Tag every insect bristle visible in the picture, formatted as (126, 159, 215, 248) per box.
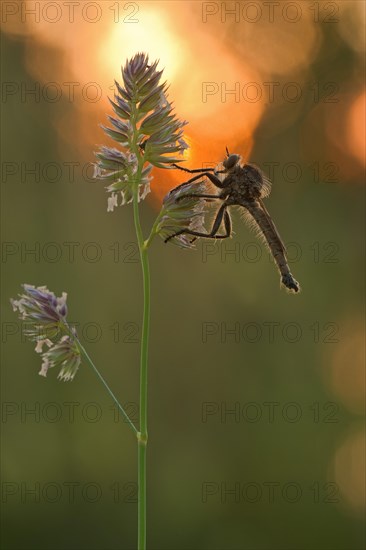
(260, 174, 272, 198)
(238, 206, 270, 249)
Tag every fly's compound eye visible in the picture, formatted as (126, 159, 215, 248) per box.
(223, 154, 240, 170)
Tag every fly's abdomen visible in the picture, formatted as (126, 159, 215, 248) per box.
(241, 199, 300, 293)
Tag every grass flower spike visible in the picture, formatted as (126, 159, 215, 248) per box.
(154, 181, 208, 249)
(94, 53, 188, 211)
(11, 284, 81, 381)
(40, 335, 81, 382)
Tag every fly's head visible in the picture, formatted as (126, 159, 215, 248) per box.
(214, 152, 242, 183)
(223, 153, 241, 171)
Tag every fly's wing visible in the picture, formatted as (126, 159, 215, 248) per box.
(260, 173, 272, 198)
(244, 164, 272, 198)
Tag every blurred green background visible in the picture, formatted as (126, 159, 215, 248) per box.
(1, 1, 365, 549)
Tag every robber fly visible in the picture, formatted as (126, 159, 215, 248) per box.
(165, 149, 300, 293)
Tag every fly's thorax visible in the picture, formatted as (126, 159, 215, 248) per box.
(214, 154, 271, 200)
(224, 165, 263, 201)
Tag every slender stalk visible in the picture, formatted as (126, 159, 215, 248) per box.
(133, 191, 150, 550)
(74, 336, 138, 435)
(144, 211, 163, 249)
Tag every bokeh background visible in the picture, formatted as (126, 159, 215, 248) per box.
(1, 1, 365, 549)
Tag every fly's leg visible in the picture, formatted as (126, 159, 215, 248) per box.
(170, 174, 213, 194)
(176, 193, 223, 202)
(189, 208, 232, 244)
(171, 163, 215, 174)
(165, 204, 232, 244)
(172, 164, 226, 189)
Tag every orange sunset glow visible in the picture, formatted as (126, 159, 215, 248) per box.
(1, 0, 364, 201)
